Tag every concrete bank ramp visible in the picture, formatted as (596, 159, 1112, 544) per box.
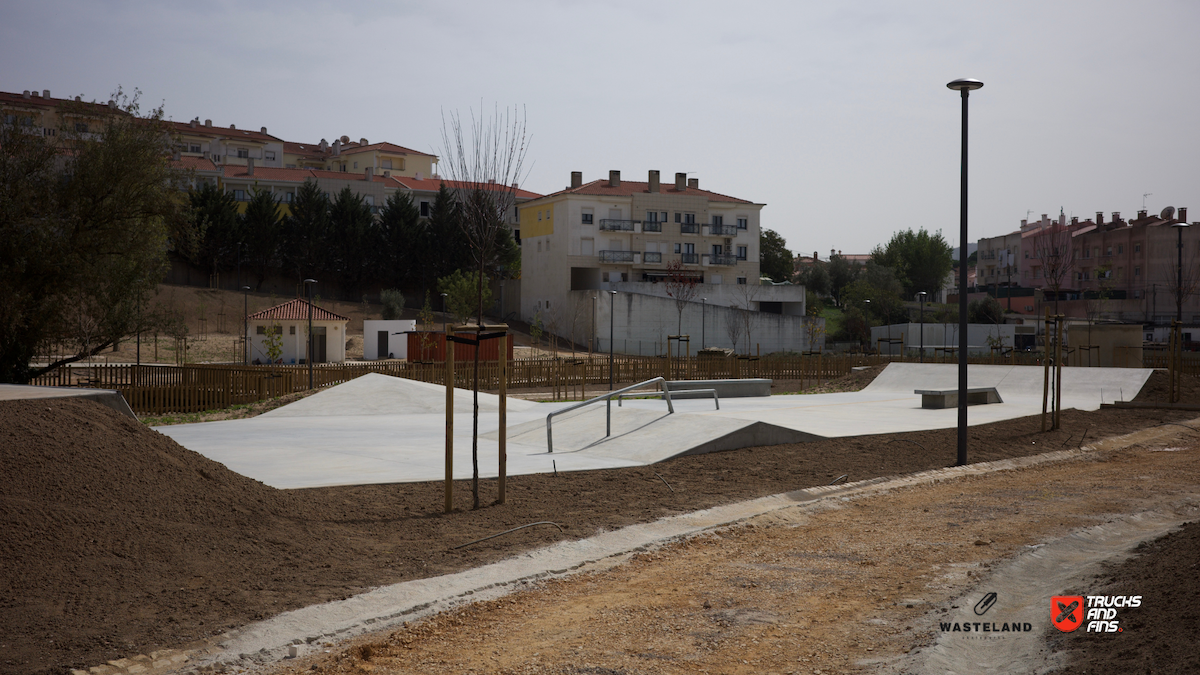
(863, 362, 1152, 411)
(261, 372, 539, 417)
(495, 404, 824, 464)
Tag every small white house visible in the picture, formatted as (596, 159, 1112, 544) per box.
(363, 320, 416, 360)
(247, 298, 349, 364)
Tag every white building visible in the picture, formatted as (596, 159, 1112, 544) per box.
(518, 170, 814, 352)
(247, 298, 349, 364)
(363, 319, 416, 360)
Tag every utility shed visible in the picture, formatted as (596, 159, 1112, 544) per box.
(363, 320, 416, 360)
(247, 298, 349, 364)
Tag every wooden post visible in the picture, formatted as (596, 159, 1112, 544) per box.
(498, 333, 507, 505)
(1042, 310, 1051, 432)
(445, 334, 455, 513)
(1054, 314, 1064, 430)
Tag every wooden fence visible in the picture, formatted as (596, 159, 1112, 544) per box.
(26, 350, 1198, 415)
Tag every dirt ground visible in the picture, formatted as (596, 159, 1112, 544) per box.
(270, 426, 1200, 675)
(2, 370, 1198, 674)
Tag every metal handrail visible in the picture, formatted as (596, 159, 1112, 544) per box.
(617, 387, 719, 410)
(546, 376, 673, 453)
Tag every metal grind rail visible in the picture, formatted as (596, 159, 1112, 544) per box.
(546, 376, 674, 454)
(617, 387, 719, 410)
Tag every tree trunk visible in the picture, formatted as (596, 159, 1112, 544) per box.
(472, 256, 484, 509)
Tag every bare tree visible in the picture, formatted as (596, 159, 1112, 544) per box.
(663, 259, 699, 336)
(725, 304, 744, 353)
(439, 104, 529, 510)
(733, 281, 761, 354)
(1029, 221, 1075, 315)
(565, 295, 589, 356)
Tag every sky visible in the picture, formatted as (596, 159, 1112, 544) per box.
(2, 0, 1197, 258)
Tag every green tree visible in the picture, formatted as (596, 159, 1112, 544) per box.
(380, 288, 405, 320)
(871, 228, 953, 298)
(796, 263, 830, 296)
(437, 269, 492, 325)
(186, 181, 241, 279)
(827, 254, 862, 307)
(281, 180, 330, 284)
(426, 182, 469, 284)
(759, 228, 793, 283)
(376, 189, 423, 289)
(0, 88, 189, 383)
(242, 188, 285, 290)
(969, 295, 1003, 324)
(328, 186, 375, 298)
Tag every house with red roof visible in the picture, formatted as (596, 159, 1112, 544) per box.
(246, 298, 349, 364)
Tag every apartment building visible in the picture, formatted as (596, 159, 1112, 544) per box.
(517, 170, 816, 354)
(1, 88, 128, 140)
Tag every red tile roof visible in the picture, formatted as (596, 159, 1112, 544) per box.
(247, 298, 348, 322)
(387, 176, 543, 200)
(283, 141, 328, 159)
(171, 156, 221, 172)
(0, 90, 126, 115)
(166, 119, 282, 143)
(338, 141, 436, 158)
(537, 179, 755, 204)
(222, 165, 313, 182)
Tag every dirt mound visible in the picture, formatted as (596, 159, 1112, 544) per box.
(0, 398, 310, 674)
(1131, 369, 1200, 403)
(1051, 519, 1200, 674)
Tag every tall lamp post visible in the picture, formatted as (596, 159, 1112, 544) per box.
(242, 285, 250, 365)
(947, 76, 984, 467)
(701, 297, 707, 349)
(608, 290, 617, 436)
(1174, 221, 1189, 324)
(917, 291, 927, 362)
(304, 279, 317, 389)
(440, 292, 449, 335)
(864, 299, 872, 352)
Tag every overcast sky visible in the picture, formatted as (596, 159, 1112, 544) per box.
(3, 0, 1197, 258)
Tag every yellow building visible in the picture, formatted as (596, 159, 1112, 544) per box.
(1, 88, 129, 141)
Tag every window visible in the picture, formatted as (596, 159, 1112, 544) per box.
(289, 326, 296, 335)
(1135, 291, 1144, 299)
(364, 195, 374, 206)
(74, 122, 88, 133)
(537, 241, 542, 252)
(712, 215, 724, 226)
(1118, 244, 1124, 254)
(353, 162, 358, 169)
(2, 114, 13, 124)
(674, 212, 681, 223)
(233, 189, 246, 201)
(382, 159, 392, 169)
(538, 210, 543, 221)
(256, 326, 266, 335)
(283, 191, 294, 203)
(737, 217, 747, 230)
(189, 144, 201, 153)
(582, 212, 593, 224)
(737, 245, 748, 260)
(1106, 246, 1112, 256)
(602, 272, 609, 282)
(683, 213, 696, 224)
(1135, 266, 1141, 277)
(43, 127, 55, 137)
(236, 148, 249, 159)
(736, 277, 747, 285)
(683, 243, 695, 254)
(660, 212, 667, 223)
(420, 201, 430, 217)
(265, 151, 276, 161)
(1135, 243, 1142, 253)
(674, 243, 681, 254)
(711, 244, 723, 255)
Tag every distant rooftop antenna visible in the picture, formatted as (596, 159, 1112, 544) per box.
(1025, 210, 1033, 220)
(1143, 193, 1152, 209)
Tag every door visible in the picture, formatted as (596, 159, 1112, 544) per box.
(311, 326, 328, 363)
(377, 330, 389, 360)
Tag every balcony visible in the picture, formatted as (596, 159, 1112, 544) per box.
(642, 221, 662, 233)
(599, 219, 636, 231)
(680, 253, 699, 264)
(680, 223, 699, 234)
(599, 250, 634, 263)
(709, 253, 738, 266)
(709, 223, 738, 236)
(642, 252, 662, 263)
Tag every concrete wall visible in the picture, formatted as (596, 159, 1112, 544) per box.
(363, 320, 416, 360)
(589, 290, 823, 355)
(872, 323, 1017, 356)
(612, 280, 805, 314)
(1066, 324, 1143, 367)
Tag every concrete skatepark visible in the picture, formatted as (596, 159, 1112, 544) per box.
(155, 363, 1155, 490)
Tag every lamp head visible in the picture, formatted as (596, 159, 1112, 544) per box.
(303, 278, 317, 284)
(241, 285, 250, 291)
(609, 290, 617, 295)
(1171, 221, 1189, 228)
(947, 78, 984, 91)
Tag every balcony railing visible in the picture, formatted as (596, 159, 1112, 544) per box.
(709, 224, 738, 236)
(680, 253, 699, 264)
(680, 223, 699, 234)
(709, 253, 737, 266)
(642, 252, 662, 263)
(642, 221, 662, 233)
(599, 250, 634, 263)
(599, 219, 636, 231)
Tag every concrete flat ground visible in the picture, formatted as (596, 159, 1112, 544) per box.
(154, 363, 1153, 489)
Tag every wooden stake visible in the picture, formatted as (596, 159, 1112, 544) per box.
(1054, 314, 1064, 430)
(498, 334, 507, 504)
(445, 334, 454, 513)
(1042, 309, 1051, 433)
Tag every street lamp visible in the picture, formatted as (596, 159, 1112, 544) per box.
(304, 279, 317, 389)
(608, 290, 617, 436)
(917, 291, 927, 363)
(440, 292, 449, 335)
(701, 298, 707, 349)
(592, 294, 597, 355)
(242, 285, 250, 365)
(864, 299, 872, 352)
(1174, 221, 1189, 324)
(947, 76, 984, 467)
